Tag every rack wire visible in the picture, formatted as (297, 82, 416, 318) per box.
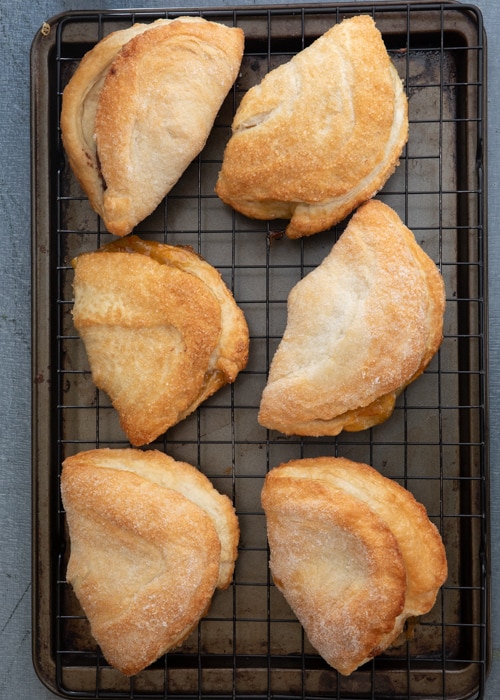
(31, 3, 488, 698)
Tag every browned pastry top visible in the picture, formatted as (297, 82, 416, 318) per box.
(72, 236, 249, 446)
(61, 17, 244, 236)
(61, 448, 234, 676)
(258, 200, 445, 436)
(215, 15, 408, 238)
(261, 456, 447, 675)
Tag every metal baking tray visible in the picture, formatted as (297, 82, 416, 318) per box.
(31, 3, 489, 698)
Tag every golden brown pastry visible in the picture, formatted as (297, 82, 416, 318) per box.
(72, 236, 249, 446)
(258, 200, 445, 436)
(261, 456, 447, 675)
(215, 15, 408, 238)
(61, 17, 244, 236)
(61, 448, 239, 676)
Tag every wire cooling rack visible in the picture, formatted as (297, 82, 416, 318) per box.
(31, 3, 488, 698)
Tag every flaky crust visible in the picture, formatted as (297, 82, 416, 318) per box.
(215, 15, 408, 238)
(258, 200, 445, 436)
(261, 457, 447, 675)
(61, 17, 244, 236)
(61, 448, 237, 676)
(72, 236, 249, 446)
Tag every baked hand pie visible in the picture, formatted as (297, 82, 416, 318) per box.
(60, 17, 244, 236)
(61, 448, 239, 675)
(261, 456, 447, 675)
(258, 200, 445, 436)
(215, 14, 408, 238)
(71, 236, 249, 446)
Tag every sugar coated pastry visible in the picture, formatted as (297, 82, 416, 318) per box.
(61, 17, 244, 236)
(215, 15, 408, 238)
(258, 200, 445, 436)
(72, 236, 249, 446)
(261, 456, 447, 675)
(60, 448, 239, 676)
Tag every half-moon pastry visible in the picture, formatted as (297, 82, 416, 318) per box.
(61, 17, 244, 236)
(261, 456, 447, 675)
(61, 448, 239, 676)
(258, 200, 445, 436)
(72, 236, 249, 446)
(215, 14, 408, 238)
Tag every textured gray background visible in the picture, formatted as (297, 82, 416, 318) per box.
(1, 0, 498, 698)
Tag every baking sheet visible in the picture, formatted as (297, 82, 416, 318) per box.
(31, 3, 489, 698)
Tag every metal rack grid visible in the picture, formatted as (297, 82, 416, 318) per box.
(31, 2, 488, 699)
